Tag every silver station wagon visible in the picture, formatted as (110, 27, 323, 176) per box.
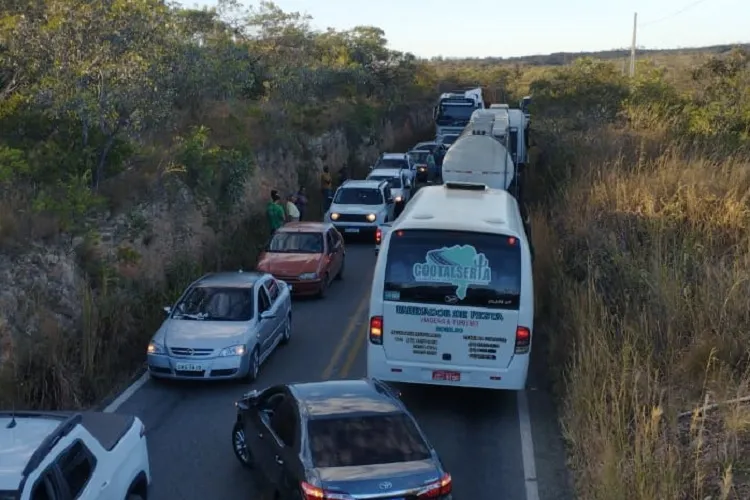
(146, 271, 292, 381)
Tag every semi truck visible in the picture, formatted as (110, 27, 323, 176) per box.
(433, 87, 484, 139)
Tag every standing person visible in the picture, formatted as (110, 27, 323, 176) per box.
(295, 186, 308, 221)
(266, 190, 285, 234)
(286, 193, 300, 222)
(320, 167, 333, 213)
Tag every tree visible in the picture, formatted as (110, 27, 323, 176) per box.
(1, 0, 174, 188)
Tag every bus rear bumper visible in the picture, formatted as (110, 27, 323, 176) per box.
(366, 348, 528, 390)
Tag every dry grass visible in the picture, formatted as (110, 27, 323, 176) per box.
(532, 124, 750, 499)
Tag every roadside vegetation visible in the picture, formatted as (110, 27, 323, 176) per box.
(436, 46, 750, 498)
(0, 0, 437, 409)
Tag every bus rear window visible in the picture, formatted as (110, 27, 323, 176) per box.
(383, 230, 521, 309)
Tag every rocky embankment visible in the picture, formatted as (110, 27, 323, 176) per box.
(0, 107, 432, 408)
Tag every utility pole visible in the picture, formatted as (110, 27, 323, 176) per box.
(629, 12, 637, 77)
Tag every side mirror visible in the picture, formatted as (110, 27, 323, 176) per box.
(261, 310, 275, 320)
(236, 389, 259, 410)
(163, 306, 171, 315)
(369, 165, 374, 170)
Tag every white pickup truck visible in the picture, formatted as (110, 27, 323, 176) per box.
(0, 411, 150, 500)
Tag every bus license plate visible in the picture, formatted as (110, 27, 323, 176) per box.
(433, 370, 460, 382)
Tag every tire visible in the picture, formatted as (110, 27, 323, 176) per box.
(280, 314, 291, 345)
(246, 347, 260, 382)
(232, 421, 254, 468)
(317, 274, 330, 299)
(335, 256, 345, 280)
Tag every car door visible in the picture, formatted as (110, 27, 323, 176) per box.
(257, 393, 302, 497)
(257, 285, 276, 354)
(245, 388, 286, 486)
(402, 172, 411, 199)
(383, 187, 395, 220)
(325, 230, 341, 276)
(263, 279, 284, 341)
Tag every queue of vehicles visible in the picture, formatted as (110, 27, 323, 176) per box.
(0, 91, 532, 500)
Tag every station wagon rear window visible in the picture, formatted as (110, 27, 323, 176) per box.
(172, 286, 254, 321)
(308, 413, 430, 468)
(383, 229, 521, 309)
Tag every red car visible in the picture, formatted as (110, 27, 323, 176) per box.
(256, 222, 345, 298)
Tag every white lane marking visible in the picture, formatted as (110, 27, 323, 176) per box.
(518, 390, 540, 500)
(103, 372, 150, 413)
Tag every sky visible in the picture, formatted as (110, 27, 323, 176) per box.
(174, 0, 749, 59)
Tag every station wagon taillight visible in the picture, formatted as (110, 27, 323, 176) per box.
(514, 326, 531, 354)
(369, 316, 383, 345)
(417, 473, 452, 498)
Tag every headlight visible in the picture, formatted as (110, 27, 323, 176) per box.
(299, 272, 318, 280)
(147, 342, 165, 355)
(394, 196, 403, 203)
(219, 344, 246, 357)
(418, 167, 426, 171)
(330, 213, 339, 221)
(366, 213, 376, 222)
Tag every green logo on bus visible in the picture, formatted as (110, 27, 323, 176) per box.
(412, 245, 491, 300)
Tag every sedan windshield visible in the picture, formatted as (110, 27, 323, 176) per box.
(268, 232, 323, 253)
(409, 151, 430, 164)
(308, 413, 430, 468)
(374, 158, 408, 170)
(334, 188, 383, 205)
(171, 286, 253, 321)
(413, 143, 437, 153)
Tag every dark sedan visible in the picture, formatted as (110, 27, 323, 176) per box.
(232, 379, 453, 499)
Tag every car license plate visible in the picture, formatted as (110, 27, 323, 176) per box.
(175, 363, 203, 371)
(433, 370, 460, 381)
(344, 228, 360, 233)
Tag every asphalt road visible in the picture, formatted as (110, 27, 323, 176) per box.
(113, 244, 573, 500)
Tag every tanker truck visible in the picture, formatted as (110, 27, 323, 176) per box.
(441, 108, 519, 198)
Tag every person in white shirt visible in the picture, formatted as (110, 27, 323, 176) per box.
(286, 193, 300, 222)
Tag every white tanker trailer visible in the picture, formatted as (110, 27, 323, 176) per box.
(441, 108, 517, 195)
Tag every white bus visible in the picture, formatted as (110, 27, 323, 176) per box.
(367, 182, 534, 390)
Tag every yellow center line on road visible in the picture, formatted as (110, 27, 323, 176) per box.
(320, 291, 370, 380)
(339, 323, 367, 379)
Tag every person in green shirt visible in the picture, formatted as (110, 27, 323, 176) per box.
(266, 190, 285, 233)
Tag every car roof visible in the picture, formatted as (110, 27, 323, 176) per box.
(414, 141, 437, 147)
(392, 184, 526, 237)
(195, 271, 265, 288)
(368, 168, 403, 178)
(340, 179, 383, 189)
(381, 152, 407, 159)
(409, 149, 431, 154)
(290, 380, 402, 419)
(277, 222, 332, 233)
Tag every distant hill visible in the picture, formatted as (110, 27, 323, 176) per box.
(429, 43, 750, 66)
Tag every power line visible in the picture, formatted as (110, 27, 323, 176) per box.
(640, 0, 711, 28)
